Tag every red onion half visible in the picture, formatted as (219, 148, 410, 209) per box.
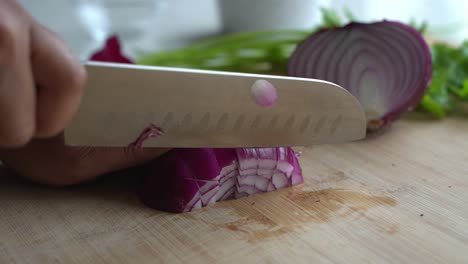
(138, 148, 302, 213)
(288, 20, 432, 131)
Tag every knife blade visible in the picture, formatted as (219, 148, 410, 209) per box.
(64, 61, 366, 148)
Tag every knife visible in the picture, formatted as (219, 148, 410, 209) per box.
(64, 61, 366, 148)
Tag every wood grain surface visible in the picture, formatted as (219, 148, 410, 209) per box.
(1, 115, 468, 264)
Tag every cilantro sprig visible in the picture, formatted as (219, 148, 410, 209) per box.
(417, 41, 468, 117)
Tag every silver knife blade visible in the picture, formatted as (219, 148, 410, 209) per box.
(64, 61, 366, 148)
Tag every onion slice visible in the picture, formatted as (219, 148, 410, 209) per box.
(287, 20, 432, 131)
(251, 79, 278, 107)
(128, 124, 164, 148)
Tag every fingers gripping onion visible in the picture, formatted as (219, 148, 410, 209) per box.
(288, 21, 432, 131)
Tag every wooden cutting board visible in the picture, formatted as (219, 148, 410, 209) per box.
(1, 114, 468, 264)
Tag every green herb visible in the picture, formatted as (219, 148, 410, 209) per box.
(416, 41, 468, 117)
(409, 18, 429, 35)
(136, 8, 348, 74)
(137, 29, 310, 74)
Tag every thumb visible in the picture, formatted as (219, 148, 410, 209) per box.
(0, 133, 169, 186)
(74, 146, 170, 182)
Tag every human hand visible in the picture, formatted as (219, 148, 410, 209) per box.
(0, 0, 86, 146)
(0, 0, 167, 185)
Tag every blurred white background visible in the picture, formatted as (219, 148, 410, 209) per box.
(17, 0, 468, 60)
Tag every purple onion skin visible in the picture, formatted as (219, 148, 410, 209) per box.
(288, 20, 432, 131)
(89, 35, 134, 64)
(138, 150, 201, 213)
(89, 36, 304, 213)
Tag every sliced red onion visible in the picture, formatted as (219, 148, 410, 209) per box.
(137, 147, 302, 213)
(288, 20, 432, 131)
(89, 36, 304, 213)
(250, 79, 278, 107)
(128, 124, 164, 148)
(136, 151, 203, 213)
